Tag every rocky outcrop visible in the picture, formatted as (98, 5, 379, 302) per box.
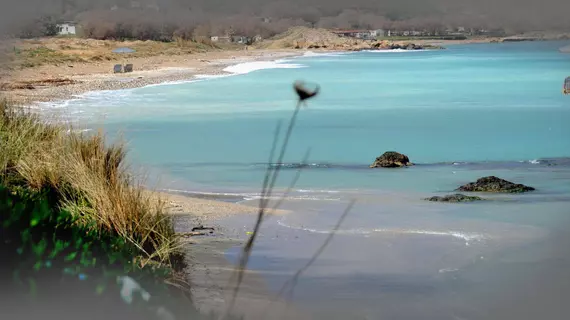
(426, 194, 484, 202)
(370, 41, 443, 51)
(370, 152, 413, 168)
(457, 176, 535, 193)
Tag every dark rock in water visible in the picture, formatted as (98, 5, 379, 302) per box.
(426, 194, 484, 202)
(370, 151, 413, 168)
(457, 176, 535, 193)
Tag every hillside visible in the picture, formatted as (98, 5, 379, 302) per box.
(257, 26, 369, 50)
(257, 26, 444, 51)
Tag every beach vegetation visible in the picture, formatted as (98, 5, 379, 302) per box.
(1, 99, 183, 281)
(8, 37, 222, 70)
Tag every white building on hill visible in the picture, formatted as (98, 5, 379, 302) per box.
(57, 21, 77, 35)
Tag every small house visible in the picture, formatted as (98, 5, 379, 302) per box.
(210, 36, 231, 43)
(374, 29, 386, 37)
(331, 30, 377, 40)
(56, 21, 77, 35)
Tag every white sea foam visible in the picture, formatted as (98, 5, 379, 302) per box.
(139, 78, 199, 88)
(194, 74, 233, 79)
(296, 189, 340, 194)
(223, 60, 306, 75)
(301, 51, 351, 58)
(33, 98, 78, 110)
(242, 195, 341, 202)
(370, 229, 486, 243)
(277, 220, 486, 245)
(161, 188, 259, 199)
(160, 189, 339, 203)
(362, 49, 427, 53)
(529, 159, 541, 164)
(438, 268, 459, 274)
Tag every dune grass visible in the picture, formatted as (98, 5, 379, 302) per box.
(0, 100, 181, 269)
(8, 37, 223, 69)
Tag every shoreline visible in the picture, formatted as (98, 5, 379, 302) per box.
(4, 35, 567, 107)
(2, 38, 502, 107)
(157, 190, 310, 319)
(3, 49, 304, 106)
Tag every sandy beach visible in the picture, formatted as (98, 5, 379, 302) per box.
(154, 190, 307, 319)
(0, 33, 506, 107)
(2, 48, 301, 106)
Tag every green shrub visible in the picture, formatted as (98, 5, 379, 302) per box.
(0, 184, 197, 319)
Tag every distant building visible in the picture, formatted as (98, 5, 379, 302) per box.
(386, 30, 405, 37)
(386, 29, 433, 37)
(374, 29, 386, 37)
(331, 29, 378, 40)
(57, 21, 77, 35)
(210, 36, 231, 43)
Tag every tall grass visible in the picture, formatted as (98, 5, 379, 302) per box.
(0, 100, 180, 268)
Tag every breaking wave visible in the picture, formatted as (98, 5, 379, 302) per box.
(223, 60, 306, 75)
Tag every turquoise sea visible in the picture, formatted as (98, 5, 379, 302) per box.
(49, 41, 570, 192)
(48, 41, 570, 319)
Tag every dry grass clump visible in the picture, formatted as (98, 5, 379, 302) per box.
(0, 100, 180, 268)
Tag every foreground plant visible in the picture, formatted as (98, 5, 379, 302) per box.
(1, 99, 181, 270)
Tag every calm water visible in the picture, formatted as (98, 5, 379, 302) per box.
(50, 40, 570, 193)
(48, 41, 570, 319)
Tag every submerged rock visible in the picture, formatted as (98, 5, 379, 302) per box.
(370, 151, 413, 168)
(426, 194, 484, 202)
(457, 176, 535, 193)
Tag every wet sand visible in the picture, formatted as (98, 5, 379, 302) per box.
(156, 191, 309, 319)
(214, 184, 570, 320)
(154, 159, 570, 320)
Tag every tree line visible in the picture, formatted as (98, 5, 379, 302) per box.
(3, 0, 570, 41)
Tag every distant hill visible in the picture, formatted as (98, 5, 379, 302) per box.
(256, 26, 364, 50)
(256, 26, 443, 51)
